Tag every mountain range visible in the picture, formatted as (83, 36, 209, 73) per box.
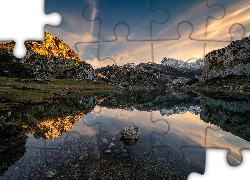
(161, 57, 204, 71)
(0, 33, 250, 88)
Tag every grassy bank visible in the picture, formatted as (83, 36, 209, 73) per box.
(0, 77, 116, 111)
(182, 75, 250, 100)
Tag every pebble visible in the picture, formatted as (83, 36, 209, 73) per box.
(47, 171, 56, 178)
(79, 154, 88, 161)
(108, 143, 116, 149)
(105, 149, 111, 153)
(121, 148, 127, 153)
(102, 139, 108, 144)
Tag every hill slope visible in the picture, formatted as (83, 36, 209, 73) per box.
(0, 32, 97, 80)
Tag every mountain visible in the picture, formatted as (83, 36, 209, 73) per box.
(96, 62, 199, 88)
(0, 32, 97, 80)
(161, 57, 204, 71)
(200, 36, 250, 82)
(0, 32, 82, 65)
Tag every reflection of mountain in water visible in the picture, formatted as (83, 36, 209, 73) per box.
(3, 89, 202, 140)
(2, 88, 250, 176)
(98, 89, 201, 114)
(0, 124, 27, 175)
(200, 96, 250, 142)
(28, 111, 84, 139)
(4, 89, 250, 143)
(160, 105, 201, 116)
(5, 95, 104, 138)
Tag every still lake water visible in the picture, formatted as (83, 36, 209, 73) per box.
(1, 89, 250, 179)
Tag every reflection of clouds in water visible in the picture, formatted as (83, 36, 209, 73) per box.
(86, 106, 250, 166)
(206, 128, 250, 166)
(88, 107, 208, 145)
(87, 107, 169, 136)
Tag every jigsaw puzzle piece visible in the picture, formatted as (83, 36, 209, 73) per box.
(146, 146, 206, 179)
(76, 43, 117, 69)
(0, 134, 28, 176)
(81, 106, 169, 158)
(153, 21, 205, 66)
(203, 23, 247, 59)
(150, 108, 218, 165)
(203, 0, 250, 42)
(151, 0, 225, 41)
(0, 0, 61, 58)
(205, 127, 250, 166)
(82, 0, 168, 41)
(2, 148, 47, 180)
(76, 23, 150, 68)
(188, 149, 250, 180)
(200, 93, 250, 167)
(45, 0, 101, 53)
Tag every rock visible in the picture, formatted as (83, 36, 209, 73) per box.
(102, 138, 108, 144)
(79, 154, 88, 161)
(120, 136, 138, 148)
(121, 147, 127, 153)
(108, 143, 116, 149)
(47, 171, 56, 178)
(119, 126, 140, 148)
(104, 149, 111, 153)
(120, 126, 140, 140)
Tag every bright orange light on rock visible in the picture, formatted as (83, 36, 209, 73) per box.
(0, 32, 83, 65)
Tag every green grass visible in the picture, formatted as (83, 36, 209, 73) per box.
(183, 75, 250, 100)
(0, 77, 116, 111)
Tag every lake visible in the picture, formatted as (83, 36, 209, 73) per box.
(1, 88, 250, 179)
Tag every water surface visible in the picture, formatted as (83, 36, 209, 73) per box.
(1, 89, 250, 179)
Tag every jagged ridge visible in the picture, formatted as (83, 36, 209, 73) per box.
(201, 36, 250, 82)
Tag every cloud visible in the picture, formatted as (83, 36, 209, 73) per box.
(88, 0, 97, 35)
(46, 0, 250, 68)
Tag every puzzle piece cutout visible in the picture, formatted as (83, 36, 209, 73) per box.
(203, 0, 249, 42)
(151, 0, 225, 41)
(82, 0, 168, 41)
(76, 23, 152, 67)
(188, 149, 250, 179)
(0, 0, 61, 58)
(152, 21, 205, 64)
(0, 104, 103, 179)
(44, 0, 102, 53)
(205, 127, 250, 166)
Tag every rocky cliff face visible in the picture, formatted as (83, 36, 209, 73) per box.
(201, 36, 250, 82)
(0, 32, 97, 80)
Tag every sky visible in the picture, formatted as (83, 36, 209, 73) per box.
(45, 0, 250, 68)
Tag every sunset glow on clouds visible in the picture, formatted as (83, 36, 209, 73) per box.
(45, 0, 250, 69)
(85, 106, 250, 165)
